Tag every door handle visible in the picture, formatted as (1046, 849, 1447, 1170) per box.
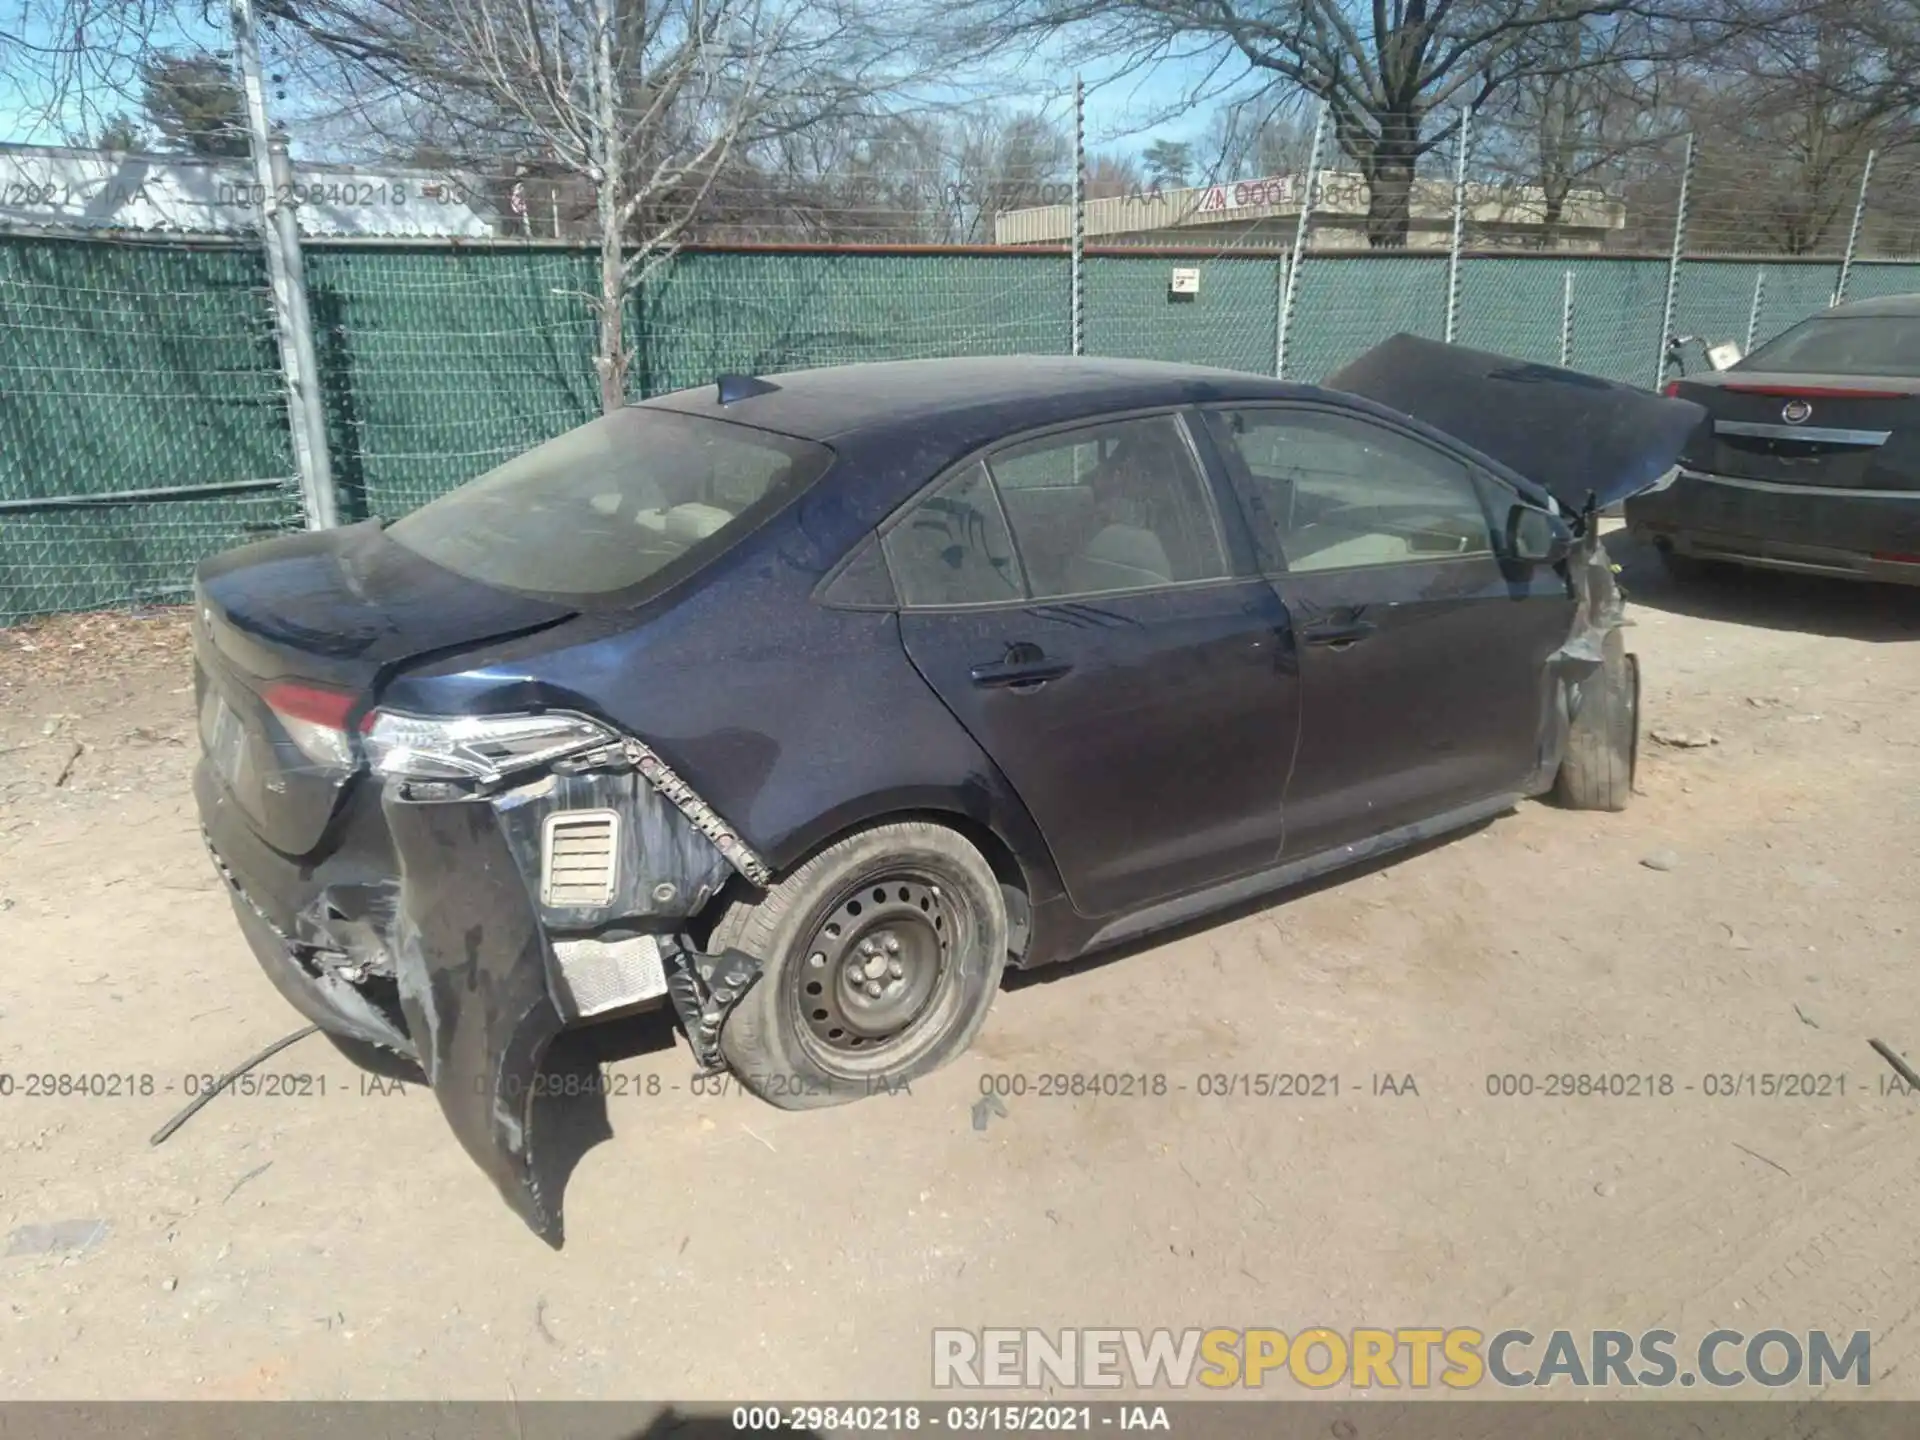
(1301, 619, 1376, 650)
(970, 644, 1072, 690)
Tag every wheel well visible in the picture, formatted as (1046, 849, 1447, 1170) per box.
(689, 807, 1033, 950)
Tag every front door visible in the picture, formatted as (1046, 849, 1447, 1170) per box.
(886, 414, 1302, 918)
(1199, 404, 1576, 860)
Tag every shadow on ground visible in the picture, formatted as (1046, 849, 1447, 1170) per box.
(1610, 529, 1920, 643)
(1006, 813, 1503, 992)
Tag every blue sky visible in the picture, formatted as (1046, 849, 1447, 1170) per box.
(0, 3, 226, 145)
(0, 5, 1248, 162)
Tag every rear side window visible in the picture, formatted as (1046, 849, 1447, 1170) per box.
(386, 408, 832, 600)
(988, 415, 1229, 599)
(1740, 315, 1920, 377)
(881, 462, 1025, 606)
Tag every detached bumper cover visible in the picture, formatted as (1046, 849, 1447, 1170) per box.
(384, 791, 570, 1242)
(199, 739, 768, 1245)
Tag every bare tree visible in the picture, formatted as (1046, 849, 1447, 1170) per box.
(942, 107, 1071, 238)
(945, 0, 1729, 247)
(1, 0, 206, 143)
(706, 109, 945, 240)
(1679, 0, 1914, 254)
(263, 0, 923, 410)
(1197, 96, 1316, 183)
(676, 103, 1075, 243)
(1475, 16, 1672, 247)
(1084, 149, 1144, 198)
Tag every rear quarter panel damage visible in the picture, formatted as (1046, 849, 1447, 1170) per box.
(374, 745, 762, 1241)
(492, 766, 736, 929)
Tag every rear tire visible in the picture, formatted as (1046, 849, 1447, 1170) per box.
(710, 821, 1008, 1109)
(1553, 628, 1638, 812)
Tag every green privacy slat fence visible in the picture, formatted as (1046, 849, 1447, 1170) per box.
(9, 233, 1920, 624)
(1083, 254, 1279, 373)
(0, 234, 302, 620)
(302, 245, 603, 522)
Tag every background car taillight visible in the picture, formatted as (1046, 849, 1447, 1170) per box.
(263, 682, 361, 772)
(359, 710, 616, 784)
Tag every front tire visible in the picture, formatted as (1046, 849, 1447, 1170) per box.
(1553, 627, 1638, 812)
(710, 821, 1008, 1109)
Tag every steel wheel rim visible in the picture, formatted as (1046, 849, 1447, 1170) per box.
(791, 875, 955, 1059)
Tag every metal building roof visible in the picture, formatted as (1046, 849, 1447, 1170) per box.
(0, 144, 497, 238)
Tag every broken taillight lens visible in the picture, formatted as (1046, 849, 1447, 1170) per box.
(360, 710, 616, 784)
(263, 681, 360, 772)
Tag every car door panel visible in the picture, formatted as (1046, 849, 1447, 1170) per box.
(885, 411, 1301, 919)
(898, 582, 1299, 917)
(1277, 556, 1565, 858)
(1202, 404, 1576, 861)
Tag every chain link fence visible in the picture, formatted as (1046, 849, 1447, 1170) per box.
(8, 219, 1920, 624)
(0, 235, 302, 621)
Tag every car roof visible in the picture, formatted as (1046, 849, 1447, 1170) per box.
(638, 354, 1309, 442)
(1826, 293, 1920, 318)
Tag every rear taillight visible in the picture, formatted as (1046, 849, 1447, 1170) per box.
(360, 710, 616, 784)
(263, 681, 360, 772)
(1663, 381, 1681, 397)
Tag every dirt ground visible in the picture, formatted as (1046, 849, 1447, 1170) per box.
(4, 530, 1920, 1404)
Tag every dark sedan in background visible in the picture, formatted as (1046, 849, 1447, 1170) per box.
(1629, 293, 1920, 585)
(191, 339, 1704, 1240)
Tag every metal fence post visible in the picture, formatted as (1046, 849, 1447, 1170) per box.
(1653, 133, 1694, 392)
(1745, 267, 1766, 354)
(1071, 75, 1085, 358)
(1835, 149, 1875, 307)
(231, 0, 337, 530)
(1444, 108, 1470, 344)
(1560, 270, 1574, 367)
(1275, 100, 1327, 380)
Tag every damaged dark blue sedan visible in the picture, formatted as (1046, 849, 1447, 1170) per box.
(191, 338, 1705, 1240)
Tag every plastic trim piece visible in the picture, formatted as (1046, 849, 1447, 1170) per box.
(620, 738, 774, 887)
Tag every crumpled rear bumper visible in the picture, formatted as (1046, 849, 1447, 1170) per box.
(198, 738, 766, 1246)
(383, 790, 571, 1241)
(204, 777, 569, 1240)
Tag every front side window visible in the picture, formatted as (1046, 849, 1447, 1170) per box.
(987, 415, 1230, 599)
(1205, 407, 1492, 573)
(386, 407, 832, 600)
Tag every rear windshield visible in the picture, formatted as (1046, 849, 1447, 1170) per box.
(1738, 315, 1920, 377)
(386, 407, 832, 600)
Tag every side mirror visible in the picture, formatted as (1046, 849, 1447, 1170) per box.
(1506, 504, 1573, 567)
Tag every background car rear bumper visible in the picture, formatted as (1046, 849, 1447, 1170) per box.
(1626, 469, 1920, 583)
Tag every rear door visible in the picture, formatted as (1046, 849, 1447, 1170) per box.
(1200, 403, 1574, 860)
(890, 412, 1302, 919)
